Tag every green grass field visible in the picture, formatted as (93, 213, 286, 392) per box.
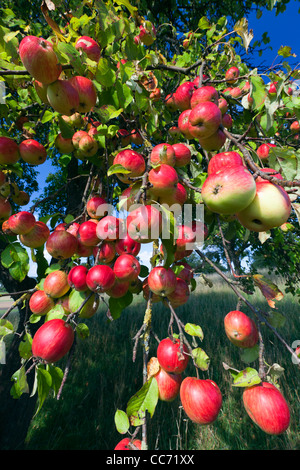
(6, 274, 298, 451)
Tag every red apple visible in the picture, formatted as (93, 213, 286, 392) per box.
(242, 382, 290, 435)
(229, 86, 242, 98)
(47, 79, 80, 116)
(7, 211, 36, 235)
(43, 269, 70, 299)
(155, 367, 182, 402)
(68, 75, 97, 114)
(113, 253, 140, 282)
(138, 22, 156, 46)
(76, 134, 98, 159)
(93, 241, 116, 264)
(180, 377, 222, 424)
(157, 337, 189, 374)
(77, 220, 99, 246)
(198, 128, 226, 151)
(176, 224, 196, 251)
(19, 139, 47, 165)
(147, 266, 177, 296)
(106, 278, 130, 298)
(172, 143, 191, 167)
(55, 133, 74, 154)
(86, 264, 115, 293)
(225, 66, 240, 84)
(19, 35, 62, 85)
(29, 290, 55, 316)
(178, 109, 195, 140)
(174, 81, 195, 111)
(167, 277, 190, 308)
(0, 137, 20, 165)
(96, 215, 120, 241)
(148, 164, 178, 195)
(175, 261, 194, 284)
(256, 143, 276, 160)
(114, 438, 142, 450)
(75, 35, 101, 62)
(67, 265, 88, 291)
(72, 130, 89, 149)
(224, 310, 258, 348)
(201, 166, 256, 215)
(19, 221, 50, 248)
(150, 143, 176, 166)
(207, 151, 244, 175)
(165, 93, 178, 112)
(268, 81, 278, 95)
(218, 97, 229, 115)
(86, 196, 107, 219)
(0, 197, 12, 223)
(46, 230, 78, 260)
(116, 128, 131, 147)
(290, 121, 300, 133)
(126, 204, 162, 243)
(159, 182, 187, 207)
(32, 319, 74, 363)
(236, 181, 291, 232)
(222, 113, 233, 129)
(115, 233, 141, 256)
(113, 149, 146, 184)
(130, 129, 143, 146)
(190, 85, 219, 108)
(188, 101, 222, 139)
(34, 80, 49, 104)
(255, 167, 283, 183)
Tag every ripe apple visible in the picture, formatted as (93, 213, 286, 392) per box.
(55, 133, 74, 154)
(12, 190, 30, 206)
(167, 277, 190, 308)
(222, 113, 233, 129)
(106, 278, 130, 298)
(96, 215, 120, 241)
(155, 367, 182, 402)
(175, 261, 194, 284)
(68, 76, 97, 114)
(113, 253, 140, 282)
(34, 80, 49, 104)
(19, 139, 47, 165)
(77, 134, 98, 159)
(207, 151, 244, 175)
(72, 130, 89, 149)
(86, 264, 115, 293)
(256, 143, 276, 160)
(126, 204, 162, 243)
(77, 220, 99, 246)
(242, 382, 290, 435)
(190, 85, 219, 108)
(159, 182, 187, 207)
(290, 121, 300, 133)
(29, 290, 55, 316)
(130, 129, 143, 146)
(172, 143, 191, 167)
(224, 310, 258, 348)
(138, 22, 156, 46)
(165, 93, 178, 112)
(255, 167, 283, 183)
(236, 181, 291, 232)
(174, 81, 195, 111)
(67, 265, 88, 291)
(47, 79, 80, 116)
(86, 196, 107, 219)
(113, 149, 146, 184)
(114, 438, 142, 450)
(19, 35, 62, 85)
(218, 97, 229, 115)
(46, 230, 78, 259)
(150, 143, 176, 166)
(115, 233, 141, 256)
(7, 211, 36, 235)
(75, 35, 101, 62)
(178, 109, 195, 140)
(19, 221, 50, 248)
(225, 66, 240, 84)
(32, 319, 74, 363)
(180, 377, 222, 424)
(0, 197, 12, 223)
(157, 337, 189, 374)
(229, 86, 242, 98)
(116, 128, 131, 147)
(198, 128, 226, 151)
(147, 266, 177, 296)
(43, 270, 70, 299)
(148, 164, 179, 195)
(0, 137, 20, 165)
(201, 166, 256, 215)
(268, 81, 278, 95)
(188, 101, 222, 139)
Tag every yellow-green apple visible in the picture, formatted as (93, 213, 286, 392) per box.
(188, 101, 222, 139)
(67, 265, 88, 291)
(19, 139, 47, 165)
(224, 310, 258, 348)
(147, 266, 177, 296)
(75, 35, 101, 62)
(19, 221, 50, 248)
(172, 143, 191, 167)
(7, 211, 36, 235)
(198, 128, 226, 151)
(157, 337, 189, 374)
(190, 85, 218, 108)
(55, 133, 74, 154)
(167, 277, 190, 308)
(86, 264, 115, 292)
(47, 79, 80, 116)
(207, 151, 245, 175)
(43, 270, 70, 298)
(34, 80, 49, 104)
(257, 143, 276, 160)
(0, 137, 20, 165)
(46, 230, 78, 259)
(225, 66, 240, 84)
(96, 215, 120, 241)
(19, 35, 62, 85)
(68, 75, 97, 113)
(113, 253, 140, 282)
(77, 134, 98, 158)
(242, 382, 290, 435)
(174, 81, 195, 111)
(29, 289, 55, 316)
(150, 143, 176, 166)
(32, 318, 74, 363)
(126, 204, 162, 243)
(12, 190, 30, 206)
(148, 163, 178, 195)
(180, 377, 222, 424)
(113, 149, 146, 184)
(236, 181, 291, 232)
(155, 367, 182, 402)
(93, 241, 116, 264)
(201, 166, 256, 215)
(77, 219, 99, 246)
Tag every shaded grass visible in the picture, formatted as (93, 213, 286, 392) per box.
(24, 274, 300, 450)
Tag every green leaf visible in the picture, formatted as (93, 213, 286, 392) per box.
(191, 347, 210, 371)
(96, 57, 116, 87)
(250, 74, 266, 110)
(232, 367, 261, 387)
(126, 377, 159, 426)
(240, 345, 259, 363)
(10, 366, 29, 398)
(114, 409, 130, 434)
(76, 322, 90, 339)
(0, 319, 14, 338)
(109, 291, 133, 320)
(107, 163, 131, 177)
(18, 332, 33, 359)
(35, 365, 53, 414)
(185, 323, 204, 340)
(46, 364, 64, 396)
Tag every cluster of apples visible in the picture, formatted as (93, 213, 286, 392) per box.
(224, 309, 290, 435)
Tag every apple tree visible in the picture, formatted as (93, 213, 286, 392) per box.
(0, 0, 299, 450)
